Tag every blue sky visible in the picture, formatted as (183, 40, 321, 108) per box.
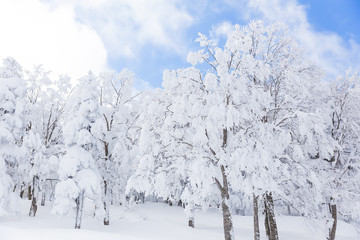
(0, 0, 359, 88)
(300, 0, 360, 43)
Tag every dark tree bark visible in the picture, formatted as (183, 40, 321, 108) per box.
(20, 189, 24, 198)
(29, 175, 39, 217)
(41, 192, 46, 206)
(99, 139, 110, 226)
(75, 190, 85, 229)
(264, 204, 271, 239)
(264, 192, 279, 240)
(328, 200, 337, 240)
(188, 217, 194, 228)
(102, 140, 110, 226)
(253, 194, 260, 240)
(103, 179, 110, 225)
(215, 165, 234, 240)
(27, 185, 32, 200)
(213, 122, 235, 240)
(221, 196, 234, 240)
(20, 183, 25, 198)
(139, 192, 145, 204)
(188, 205, 195, 228)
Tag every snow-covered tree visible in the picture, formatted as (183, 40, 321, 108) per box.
(0, 156, 15, 216)
(128, 78, 215, 230)
(21, 66, 69, 216)
(318, 69, 360, 240)
(127, 86, 188, 210)
(127, 88, 172, 201)
(222, 21, 333, 240)
(37, 74, 70, 206)
(162, 68, 221, 226)
(52, 72, 103, 229)
(92, 69, 139, 225)
(0, 57, 26, 215)
(164, 20, 332, 240)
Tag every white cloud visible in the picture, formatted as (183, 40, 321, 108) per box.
(0, 0, 194, 88)
(0, 0, 108, 79)
(225, 0, 360, 78)
(210, 21, 234, 39)
(45, 0, 194, 59)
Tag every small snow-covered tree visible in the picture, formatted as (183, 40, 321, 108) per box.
(127, 88, 171, 200)
(37, 74, 70, 206)
(127, 86, 195, 212)
(0, 57, 26, 215)
(22, 130, 46, 216)
(92, 69, 139, 225)
(162, 68, 221, 226)
(52, 72, 103, 229)
(0, 156, 15, 216)
(318, 69, 360, 240)
(21, 66, 69, 216)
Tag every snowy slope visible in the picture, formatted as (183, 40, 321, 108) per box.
(0, 200, 358, 240)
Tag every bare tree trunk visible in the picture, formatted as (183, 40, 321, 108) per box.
(264, 204, 271, 239)
(222, 196, 234, 240)
(103, 179, 110, 225)
(20, 183, 25, 198)
(253, 194, 260, 240)
(29, 175, 39, 217)
(264, 192, 279, 240)
(188, 218, 194, 228)
(188, 205, 195, 228)
(41, 192, 46, 206)
(20, 189, 24, 198)
(216, 165, 235, 240)
(102, 141, 110, 226)
(139, 192, 145, 204)
(75, 189, 85, 229)
(166, 199, 173, 206)
(287, 204, 291, 215)
(27, 185, 32, 200)
(328, 199, 337, 240)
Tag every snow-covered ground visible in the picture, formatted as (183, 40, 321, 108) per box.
(0, 200, 358, 240)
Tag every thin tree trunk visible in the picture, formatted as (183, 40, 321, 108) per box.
(216, 165, 235, 240)
(20, 189, 24, 198)
(139, 192, 145, 204)
(328, 200, 337, 240)
(28, 185, 32, 200)
(103, 141, 110, 226)
(20, 183, 25, 198)
(253, 194, 260, 240)
(75, 189, 85, 229)
(222, 197, 234, 240)
(188, 205, 195, 228)
(188, 217, 194, 228)
(287, 204, 291, 215)
(264, 192, 279, 240)
(264, 203, 271, 239)
(41, 192, 46, 206)
(214, 121, 234, 240)
(29, 175, 39, 217)
(103, 179, 110, 225)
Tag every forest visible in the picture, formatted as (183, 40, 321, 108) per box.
(0, 21, 360, 240)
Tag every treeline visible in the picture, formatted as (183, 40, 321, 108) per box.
(0, 20, 359, 240)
